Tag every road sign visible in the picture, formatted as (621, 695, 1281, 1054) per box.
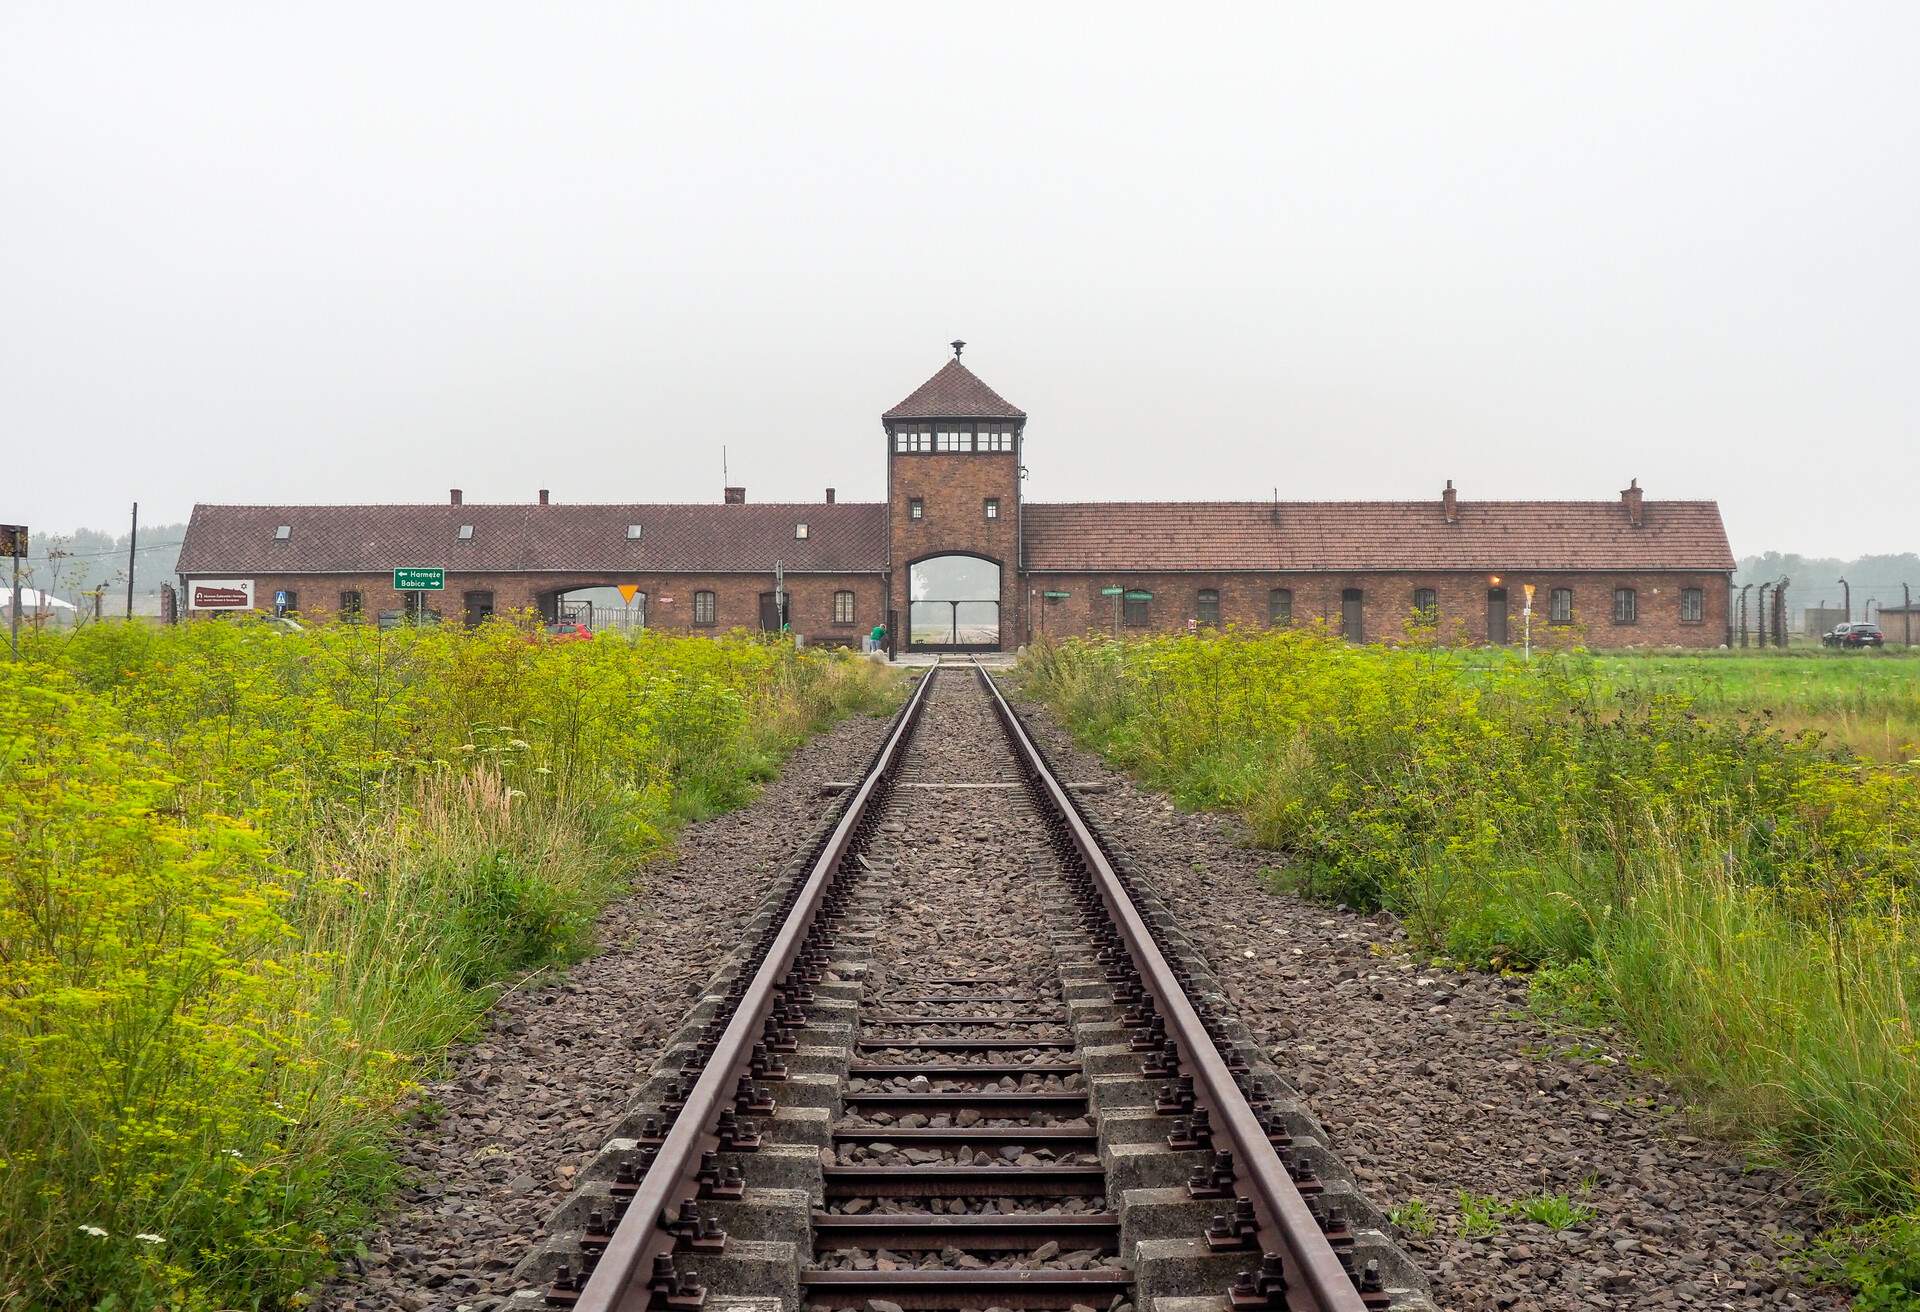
(1043, 590, 1071, 600)
(0, 525, 25, 558)
(393, 567, 445, 591)
(1100, 586, 1124, 597)
(1123, 589, 1154, 601)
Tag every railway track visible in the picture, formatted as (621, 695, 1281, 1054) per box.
(511, 662, 1431, 1312)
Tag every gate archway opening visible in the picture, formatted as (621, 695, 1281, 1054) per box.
(909, 554, 1001, 651)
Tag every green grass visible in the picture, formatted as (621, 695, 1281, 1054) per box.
(0, 619, 903, 1312)
(1017, 630, 1920, 1306)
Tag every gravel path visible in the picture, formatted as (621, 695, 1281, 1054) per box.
(320, 708, 899, 1312)
(1012, 683, 1846, 1312)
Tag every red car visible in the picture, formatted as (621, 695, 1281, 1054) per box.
(537, 621, 593, 643)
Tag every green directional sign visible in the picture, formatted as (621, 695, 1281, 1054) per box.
(1124, 590, 1154, 601)
(1043, 590, 1071, 600)
(1099, 586, 1124, 597)
(393, 567, 446, 591)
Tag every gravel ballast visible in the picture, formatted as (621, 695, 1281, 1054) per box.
(320, 708, 899, 1312)
(1012, 684, 1846, 1312)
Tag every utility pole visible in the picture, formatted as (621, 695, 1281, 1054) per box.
(1838, 576, 1850, 622)
(126, 501, 138, 620)
(2, 524, 24, 659)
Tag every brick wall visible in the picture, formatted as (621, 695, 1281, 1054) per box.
(1021, 570, 1731, 648)
(888, 444, 1023, 648)
(186, 572, 888, 644)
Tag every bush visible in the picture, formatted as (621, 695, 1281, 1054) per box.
(0, 619, 899, 1310)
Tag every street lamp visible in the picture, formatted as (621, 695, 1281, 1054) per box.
(1838, 576, 1851, 622)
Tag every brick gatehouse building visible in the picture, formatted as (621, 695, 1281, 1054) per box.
(177, 347, 1736, 650)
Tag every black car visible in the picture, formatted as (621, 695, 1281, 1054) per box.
(1822, 622, 1885, 648)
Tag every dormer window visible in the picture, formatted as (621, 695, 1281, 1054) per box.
(457, 524, 474, 539)
(626, 524, 643, 540)
(795, 523, 809, 539)
(274, 525, 291, 541)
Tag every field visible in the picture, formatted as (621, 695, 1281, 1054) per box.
(0, 620, 899, 1312)
(1019, 633, 1920, 1305)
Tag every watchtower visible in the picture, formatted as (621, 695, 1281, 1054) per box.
(883, 342, 1025, 651)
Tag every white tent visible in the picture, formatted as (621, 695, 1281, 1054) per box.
(1, 586, 79, 614)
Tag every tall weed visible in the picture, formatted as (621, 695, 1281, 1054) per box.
(1021, 631, 1920, 1300)
(0, 621, 898, 1310)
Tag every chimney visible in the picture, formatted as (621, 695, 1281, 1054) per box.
(1442, 480, 1458, 524)
(825, 487, 836, 504)
(724, 486, 746, 505)
(450, 488, 463, 505)
(538, 489, 550, 506)
(1621, 478, 1644, 527)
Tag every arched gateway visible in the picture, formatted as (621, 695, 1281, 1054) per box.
(909, 553, 1001, 650)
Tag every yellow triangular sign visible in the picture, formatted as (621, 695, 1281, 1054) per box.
(617, 584, 639, 604)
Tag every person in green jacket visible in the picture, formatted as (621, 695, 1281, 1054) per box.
(867, 621, 887, 655)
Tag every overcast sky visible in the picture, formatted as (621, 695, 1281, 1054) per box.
(4, 4, 1916, 558)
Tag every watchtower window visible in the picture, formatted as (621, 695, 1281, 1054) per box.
(894, 424, 933, 453)
(979, 426, 1015, 452)
(936, 429, 973, 452)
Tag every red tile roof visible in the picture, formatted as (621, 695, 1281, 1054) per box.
(1021, 500, 1734, 573)
(177, 502, 889, 575)
(883, 359, 1026, 420)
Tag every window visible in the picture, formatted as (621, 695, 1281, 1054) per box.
(457, 524, 474, 539)
(1550, 587, 1573, 625)
(893, 423, 933, 452)
(1341, 588, 1365, 643)
(1613, 588, 1638, 624)
(979, 426, 1015, 452)
(339, 589, 364, 619)
(984, 497, 1000, 520)
(1413, 588, 1438, 623)
(463, 590, 494, 627)
(274, 525, 291, 541)
(693, 590, 717, 626)
(1269, 588, 1293, 626)
(1681, 587, 1704, 623)
(626, 524, 643, 540)
(909, 498, 924, 521)
(935, 428, 973, 452)
(1123, 593, 1150, 627)
(795, 523, 809, 539)
(1196, 588, 1220, 625)
(834, 590, 856, 625)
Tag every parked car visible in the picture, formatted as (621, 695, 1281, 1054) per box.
(536, 620, 593, 643)
(1823, 622, 1885, 648)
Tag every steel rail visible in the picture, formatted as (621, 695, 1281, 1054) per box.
(976, 664, 1368, 1312)
(572, 664, 939, 1312)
